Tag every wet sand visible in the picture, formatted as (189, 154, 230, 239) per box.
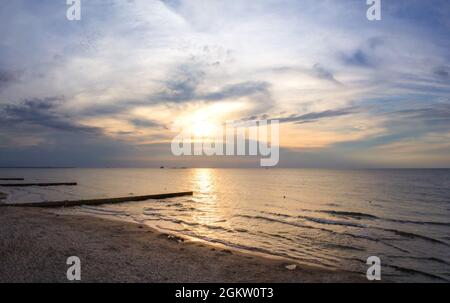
(0, 207, 365, 283)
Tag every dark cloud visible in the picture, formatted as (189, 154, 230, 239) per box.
(341, 49, 374, 67)
(80, 103, 128, 116)
(0, 132, 136, 168)
(0, 69, 21, 90)
(129, 118, 162, 128)
(312, 64, 342, 85)
(203, 81, 271, 101)
(154, 66, 205, 103)
(294, 120, 317, 125)
(79, 79, 273, 120)
(275, 107, 357, 124)
(238, 107, 357, 125)
(77, 61, 274, 121)
(154, 66, 271, 105)
(433, 66, 449, 79)
(367, 37, 384, 49)
(2, 97, 100, 133)
(340, 38, 382, 68)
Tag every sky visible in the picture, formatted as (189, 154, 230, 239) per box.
(0, 0, 449, 168)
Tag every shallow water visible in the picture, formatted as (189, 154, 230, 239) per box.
(1, 168, 449, 282)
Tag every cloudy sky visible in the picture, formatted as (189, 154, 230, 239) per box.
(0, 0, 449, 168)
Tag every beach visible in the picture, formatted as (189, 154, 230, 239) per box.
(0, 206, 364, 283)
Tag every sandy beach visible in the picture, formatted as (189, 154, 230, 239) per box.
(0, 206, 365, 283)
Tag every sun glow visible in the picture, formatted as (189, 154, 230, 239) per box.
(192, 120, 218, 138)
(173, 101, 247, 139)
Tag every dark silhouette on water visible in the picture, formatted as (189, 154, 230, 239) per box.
(2, 191, 194, 208)
(0, 182, 77, 187)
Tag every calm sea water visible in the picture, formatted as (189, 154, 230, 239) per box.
(1, 168, 449, 282)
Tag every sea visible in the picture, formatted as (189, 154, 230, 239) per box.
(1, 168, 449, 282)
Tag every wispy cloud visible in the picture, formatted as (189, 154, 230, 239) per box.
(273, 107, 357, 124)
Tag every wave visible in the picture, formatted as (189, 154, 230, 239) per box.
(236, 214, 381, 244)
(237, 213, 444, 256)
(323, 243, 366, 252)
(143, 213, 235, 233)
(173, 229, 336, 269)
(261, 211, 366, 228)
(381, 242, 410, 254)
(238, 214, 316, 230)
(264, 209, 450, 228)
(384, 218, 450, 227)
(297, 215, 366, 228)
(316, 209, 450, 227)
(386, 265, 449, 282)
(320, 210, 378, 220)
(379, 228, 449, 247)
(79, 206, 128, 216)
(389, 255, 450, 266)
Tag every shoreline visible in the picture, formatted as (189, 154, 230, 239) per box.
(0, 207, 365, 283)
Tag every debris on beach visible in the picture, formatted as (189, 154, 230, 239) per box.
(167, 235, 185, 243)
(285, 264, 297, 270)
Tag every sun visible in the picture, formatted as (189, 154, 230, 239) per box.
(192, 120, 217, 138)
(173, 101, 247, 139)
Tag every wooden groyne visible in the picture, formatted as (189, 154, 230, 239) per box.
(0, 182, 77, 187)
(1, 191, 193, 208)
(0, 178, 25, 181)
